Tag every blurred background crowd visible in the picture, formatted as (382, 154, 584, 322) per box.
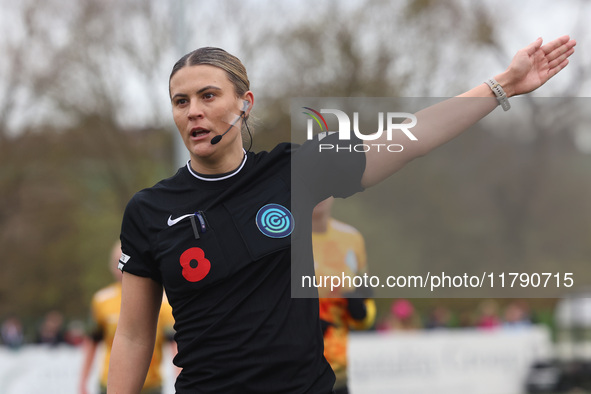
(0, 298, 554, 350)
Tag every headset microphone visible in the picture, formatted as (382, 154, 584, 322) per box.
(211, 100, 250, 145)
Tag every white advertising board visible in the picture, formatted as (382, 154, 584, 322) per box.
(348, 326, 553, 394)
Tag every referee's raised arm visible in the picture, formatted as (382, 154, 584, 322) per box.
(361, 35, 576, 188)
(107, 273, 163, 394)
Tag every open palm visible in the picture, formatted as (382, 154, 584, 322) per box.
(506, 35, 576, 96)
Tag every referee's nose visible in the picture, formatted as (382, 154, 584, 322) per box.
(187, 98, 204, 120)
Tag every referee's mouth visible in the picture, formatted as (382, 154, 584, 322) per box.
(190, 127, 211, 140)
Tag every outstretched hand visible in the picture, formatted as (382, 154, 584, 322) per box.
(502, 35, 576, 97)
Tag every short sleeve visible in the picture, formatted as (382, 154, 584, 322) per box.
(119, 196, 162, 283)
(292, 132, 366, 203)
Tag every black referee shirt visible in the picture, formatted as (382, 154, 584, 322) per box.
(120, 134, 365, 393)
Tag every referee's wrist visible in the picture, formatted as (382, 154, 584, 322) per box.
(493, 71, 515, 98)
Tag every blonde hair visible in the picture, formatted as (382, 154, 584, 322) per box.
(169, 47, 250, 97)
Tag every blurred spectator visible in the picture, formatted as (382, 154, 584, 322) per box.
(35, 310, 66, 346)
(475, 299, 501, 330)
(502, 300, 532, 330)
(65, 320, 86, 346)
(313, 197, 376, 394)
(425, 305, 454, 329)
(378, 299, 422, 331)
(1, 316, 25, 349)
(79, 240, 176, 394)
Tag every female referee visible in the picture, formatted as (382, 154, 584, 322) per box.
(108, 36, 575, 394)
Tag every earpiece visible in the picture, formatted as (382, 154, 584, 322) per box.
(242, 100, 250, 112)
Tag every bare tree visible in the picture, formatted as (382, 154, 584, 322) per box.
(0, 0, 174, 135)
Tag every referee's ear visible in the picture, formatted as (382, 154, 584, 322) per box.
(240, 91, 254, 120)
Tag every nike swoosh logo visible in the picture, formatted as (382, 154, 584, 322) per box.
(167, 213, 194, 227)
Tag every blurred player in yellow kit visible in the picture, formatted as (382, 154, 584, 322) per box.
(79, 241, 177, 394)
(312, 197, 376, 394)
